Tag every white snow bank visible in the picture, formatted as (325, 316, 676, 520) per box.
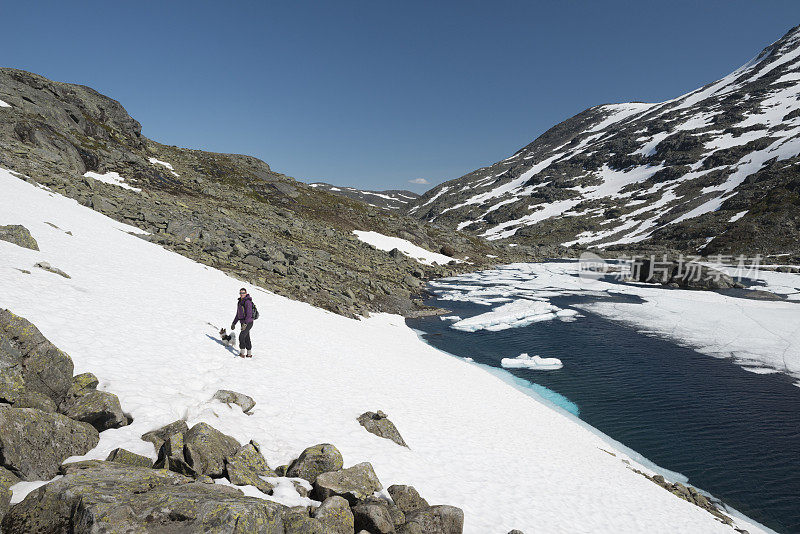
(0, 169, 768, 534)
(501, 353, 563, 370)
(353, 230, 456, 265)
(0, 99, 11, 108)
(83, 171, 141, 192)
(451, 299, 578, 332)
(148, 157, 180, 177)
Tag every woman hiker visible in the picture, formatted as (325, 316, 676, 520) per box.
(231, 288, 254, 358)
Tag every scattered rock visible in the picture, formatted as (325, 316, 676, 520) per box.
(0, 224, 38, 250)
(65, 372, 99, 398)
(2, 463, 287, 533)
(0, 405, 98, 480)
(352, 498, 396, 534)
(33, 261, 71, 278)
(184, 422, 241, 478)
(283, 509, 325, 533)
(225, 442, 276, 494)
(141, 418, 189, 452)
(358, 410, 408, 447)
(214, 389, 256, 413)
(13, 390, 55, 414)
(286, 443, 344, 483)
(311, 462, 383, 504)
(0, 466, 20, 516)
(312, 496, 354, 534)
(404, 505, 464, 534)
(60, 389, 128, 431)
(153, 432, 196, 476)
(106, 448, 153, 468)
(388, 485, 430, 514)
(0, 309, 74, 406)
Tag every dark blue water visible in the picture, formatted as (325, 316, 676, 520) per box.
(407, 288, 800, 533)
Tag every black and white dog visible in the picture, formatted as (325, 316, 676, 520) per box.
(219, 328, 237, 348)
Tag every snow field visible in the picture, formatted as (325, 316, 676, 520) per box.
(352, 230, 456, 265)
(0, 168, 769, 533)
(83, 170, 141, 192)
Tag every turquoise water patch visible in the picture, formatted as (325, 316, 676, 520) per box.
(477, 362, 580, 416)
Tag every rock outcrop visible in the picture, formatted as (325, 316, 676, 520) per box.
(214, 389, 256, 413)
(286, 443, 344, 483)
(358, 410, 409, 447)
(0, 224, 38, 250)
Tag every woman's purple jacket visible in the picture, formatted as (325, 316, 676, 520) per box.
(233, 295, 254, 325)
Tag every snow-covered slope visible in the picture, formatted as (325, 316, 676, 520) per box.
(409, 25, 800, 255)
(0, 168, 770, 533)
(309, 182, 420, 210)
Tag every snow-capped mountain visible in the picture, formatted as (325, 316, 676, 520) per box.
(408, 25, 800, 256)
(308, 182, 419, 210)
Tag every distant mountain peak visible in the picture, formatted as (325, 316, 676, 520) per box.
(407, 25, 800, 255)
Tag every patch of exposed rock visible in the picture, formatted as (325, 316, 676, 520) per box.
(0, 224, 38, 250)
(358, 409, 408, 447)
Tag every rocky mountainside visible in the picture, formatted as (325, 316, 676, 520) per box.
(408, 25, 800, 258)
(308, 182, 420, 210)
(0, 68, 525, 317)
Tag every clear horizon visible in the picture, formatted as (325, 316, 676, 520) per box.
(3, 1, 799, 192)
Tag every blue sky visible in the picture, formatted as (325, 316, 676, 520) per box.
(3, 1, 798, 192)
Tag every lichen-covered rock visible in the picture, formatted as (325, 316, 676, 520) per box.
(141, 418, 189, 452)
(1, 463, 287, 533)
(286, 443, 343, 483)
(0, 359, 25, 404)
(225, 442, 276, 494)
(388, 485, 430, 514)
(13, 390, 57, 412)
(0, 224, 38, 250)
(60, 389, 128, 430)
(65, 372, 99, 398)
(33, 261, 71, 278)
(311, 462, 382, 504)
(358, 410, 408, 447)
(0, 405, 98, 480)
(352, 498, 396, 534)
(0, 309, 73, 406)
(404, 505, 464, 534)
(153, 432, 196, 476)
(0, 465, 20, 516)
(214, 389, 256, 413)
(106, 448, 153, 468)
(184, 422, 241, 478)
(59, 459, 107, 474)
(312, 496, 354, 534)
(283, 509, 325, 533)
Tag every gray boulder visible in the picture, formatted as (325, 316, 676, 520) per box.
(404, 505, 464, 534)
(153, 432, 196, 476)
(388, 485, 429, 514)
(13, 390, 56, 412)
(184, 422, 241, 477)
(65, 372, 99, 398)
(61, 389, 128, 430)
(358, 410, 408, 447)
(225, 442, 276, 494)
(283, 509, 325, 533)
(106, 448, 153, 468)
(33, 261, 71, 278)
(311, 462, 383, 504)
(0, 405, 98, 480)
(0, 309, 73, 406)
(352, 498, 396, 534)
(286, 443, 344, 483)
(312, 496, 355, 534)
(0, 466, 20, 516)
(0, 224, 38, 250)
(141, 418, 189, 452)
(2, 463, 287, 533)
(0, 358, 24, 404)
(214, 389, 256, 413)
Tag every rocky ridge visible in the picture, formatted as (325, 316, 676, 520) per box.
(0, 67, 528, 318)
(407, 25, 800, 259)
(308, 182, 420, 211)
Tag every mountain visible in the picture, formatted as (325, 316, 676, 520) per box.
(308, 182, 419, 210)
(407, 25, 800, 257)
(0, 68, 522, 318)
